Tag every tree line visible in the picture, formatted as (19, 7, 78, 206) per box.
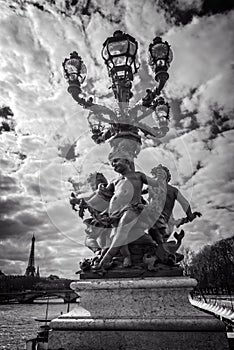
(181, 236, 234, 295)
(0, 275, 73, 294)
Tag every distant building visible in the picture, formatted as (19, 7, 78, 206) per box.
(25, 235, 38, 277)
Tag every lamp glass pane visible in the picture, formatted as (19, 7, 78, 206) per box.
(102, 46, 109, 60)
(129, 41, 137, 56)
(108, 40, 128, 56)
(112, 56, 127, 66)
(151, 44, 173, 63)
(65, 58, 81, 74)
(116, 70, 126, 78)
(151, 43, 168, 60)
(80, 63, 87, 75)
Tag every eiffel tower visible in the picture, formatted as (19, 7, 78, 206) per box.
(25, 235, 36, 277)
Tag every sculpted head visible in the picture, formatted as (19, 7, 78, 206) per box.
(151, 165, 171, 182)
(111, 158, 132, 174)
(162, 166, 171, 182)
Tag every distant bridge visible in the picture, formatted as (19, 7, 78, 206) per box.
(0, 289, 78, 304)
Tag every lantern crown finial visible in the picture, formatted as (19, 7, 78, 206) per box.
(70, 51, 80, 59)
(153, 36, 162, 43)
(113, 30, 123, 37)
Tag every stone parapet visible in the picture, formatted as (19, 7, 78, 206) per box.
(48, 277, 229, 350)
(68, 277, 200, 318)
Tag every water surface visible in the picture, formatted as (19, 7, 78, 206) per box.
(0, 299, 74, 350)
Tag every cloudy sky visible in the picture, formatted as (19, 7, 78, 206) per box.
(0, 0, 233, 278)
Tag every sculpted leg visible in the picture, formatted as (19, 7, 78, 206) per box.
(148, 225, 164, 245)
(99, 210, 138, 267)
(120, 245, 132, 267)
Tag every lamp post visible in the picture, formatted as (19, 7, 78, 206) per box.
(62, 31, 173, 163)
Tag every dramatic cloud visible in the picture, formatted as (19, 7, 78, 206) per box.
(0, 0, 233, 278)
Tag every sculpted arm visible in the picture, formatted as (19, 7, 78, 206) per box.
(176, 190, 194, 220)
(141, 166, 167, 187)
(104, 182, 115, 192)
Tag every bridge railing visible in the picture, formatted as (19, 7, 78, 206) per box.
(189, 294, 234, 326)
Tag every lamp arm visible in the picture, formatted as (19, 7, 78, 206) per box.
(68, 85, 117, 123)
(89, 105, 117, 124)
(129, 87, 159, 122)
(136, 121, 168, 139)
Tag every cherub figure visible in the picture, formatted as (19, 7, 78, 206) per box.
(69, 172, 112, 254)
(97, 158, 168, 268)
(148, 166, 202, 244)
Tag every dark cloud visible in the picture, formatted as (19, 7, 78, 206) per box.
(158, 0, 234, 26)
(201, 0, 234, 15)
(0, 196, 47, 239)
(0, 197, 26, 217)
(0, 173, 20, 193)
(0, 247, 27, 262)
(27, 183, 41, 196)
(15, 211, 45, 227)
(0, 217, 26, 239)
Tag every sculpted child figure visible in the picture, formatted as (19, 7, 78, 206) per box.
(69, 172, 112, 254)
(98, 158, 167, 268)
(149, 166, 201, 244)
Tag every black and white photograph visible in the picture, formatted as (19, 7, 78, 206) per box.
(0, 0, 233, 349)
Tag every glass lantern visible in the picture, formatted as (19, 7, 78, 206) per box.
(153, 97, 170, 126)
(148, 37, 173, 73)
(102, 30, 138, 81)
(62, 51, 87, 86)
(155, 97, 170, 118)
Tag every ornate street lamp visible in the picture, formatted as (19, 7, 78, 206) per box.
(152, 97, 170, 137)
(87, 112, 105, 144)
(62, 31, 173, 160)
(102, 30, 139, 104)
(62, 51, 87, 94)
(148, 36, 173, 94)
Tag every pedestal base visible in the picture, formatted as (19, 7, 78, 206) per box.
(48, 277, 228, 350)
(49, 328, 227, 350)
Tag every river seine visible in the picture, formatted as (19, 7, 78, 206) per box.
(0, 299, 74, 350)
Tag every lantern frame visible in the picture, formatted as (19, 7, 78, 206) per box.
(102, 30, 139, 81)
(62, 51, 87, 86)
(155, 97, 170, 120)
(62, 32, 174, 141)
(148, 36, 173, 73)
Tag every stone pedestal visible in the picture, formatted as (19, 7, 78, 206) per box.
(48, 277, 228, 350)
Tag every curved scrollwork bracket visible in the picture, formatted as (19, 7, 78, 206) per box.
(68, 85, 117, 123)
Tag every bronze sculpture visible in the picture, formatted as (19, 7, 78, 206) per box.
(63, 31, 202, 278)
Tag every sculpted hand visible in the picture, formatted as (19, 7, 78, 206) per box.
(69, 197, 81, 205)
(69, 193, 81, 212)
(187, 211, 202, 222)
